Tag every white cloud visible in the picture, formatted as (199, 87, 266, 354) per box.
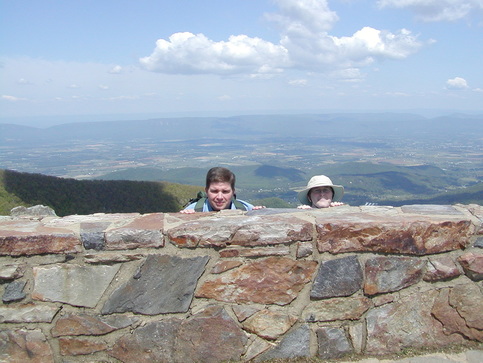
(2, 95, 26, 101)
(140, 0, 423, 77)
(266, 0, 339, 34)
(140, 32, 289, 75)
(109, 65, 123, 74)
(329, 27, 421, 62)
(328, 68, 364, 82)
(104, 95, 140, 100)
(98, 84, 109, 90)
(377, 0, 483, 22)
(288, 79, 308, 86)
(446, 77, 469, 89)
(17, 78, 32, 85)
(385, 91, 410, 97)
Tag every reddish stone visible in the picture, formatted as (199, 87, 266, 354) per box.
(59, 337, 107, 356)
(52, 313, 137, 337)
(167, 215, 313, 248)
(232, 305, 262, 322)
(449, 284, 483, 332)
(0, 329, 54, 363)
(211, 260, 242, 274)
(423, 256, 461, 282)
(219, 246, 290, 258)
(0, 220, 81, 256)
(196, 257, 317, 305)
(366, 290, 465, 355)
(108, 317, 181, 362)
(242, 309, 297, 340)
(108, 306, 246, 363)
(431, 284, 483, 341)
(297, 241, 313, 258)
(176, 306, 247, 362)
(316, 214, 473, 255)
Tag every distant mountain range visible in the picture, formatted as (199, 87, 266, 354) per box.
(2, 112, 482, 145)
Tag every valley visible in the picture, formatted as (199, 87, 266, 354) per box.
(1, 113, 481, 207)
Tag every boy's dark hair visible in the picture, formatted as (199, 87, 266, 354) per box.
(205, 167, 236, 190)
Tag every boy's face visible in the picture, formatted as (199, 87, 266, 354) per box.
(206, 182, 234, 210)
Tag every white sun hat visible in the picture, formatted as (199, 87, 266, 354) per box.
(297, 175, 344, 205)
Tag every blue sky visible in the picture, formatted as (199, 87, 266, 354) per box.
(1, 0, 482, 125)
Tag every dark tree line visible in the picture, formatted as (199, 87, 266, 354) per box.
(3, 169, 180, 216)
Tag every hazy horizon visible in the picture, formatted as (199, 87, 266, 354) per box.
(2, 108, 483, 128)
(2, 1, 482, 127)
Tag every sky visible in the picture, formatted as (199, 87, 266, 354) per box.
(1, 0, 483, 126)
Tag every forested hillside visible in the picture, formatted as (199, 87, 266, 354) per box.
(0, 169, 202, 216)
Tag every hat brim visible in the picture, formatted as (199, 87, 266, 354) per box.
(297, 185, 344, 205)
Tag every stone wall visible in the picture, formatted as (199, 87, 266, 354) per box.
(0, 204, 482, 362)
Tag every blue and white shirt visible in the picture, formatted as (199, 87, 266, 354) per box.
(183, 199, 254, 212)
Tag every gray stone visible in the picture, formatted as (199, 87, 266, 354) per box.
(81, 231, 105, 250)
(10, 204, 57, 217)
(0, 264, 24, 280)
(311, 256, 363, 299)
(247, 208, 306, 215)
(475, 236, 483, 248)
(401, 204, 462, 215)
(256, 324, 311, 361)
(244, 336, 273, 361)
(317, 326, 353, 359)
(102, 254, 209, 315)
(80, 222, 110, 250)
(104, 213, 164, 250)
(0, 304, 60, 323)
(84, 252, 144, 264)
(466, 350, 483, 363)
(2, 280, 26, 303)
(32, 263, 120, 308)
(304, 296, 372, 322)
(364, 256, 426, 295)
(457, 252, 483, 281)
(348, 323, 365, 354)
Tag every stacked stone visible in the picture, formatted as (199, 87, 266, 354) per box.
(0, 204, 482, 362)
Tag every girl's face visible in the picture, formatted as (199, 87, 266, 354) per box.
(309, 187, 334, 208)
